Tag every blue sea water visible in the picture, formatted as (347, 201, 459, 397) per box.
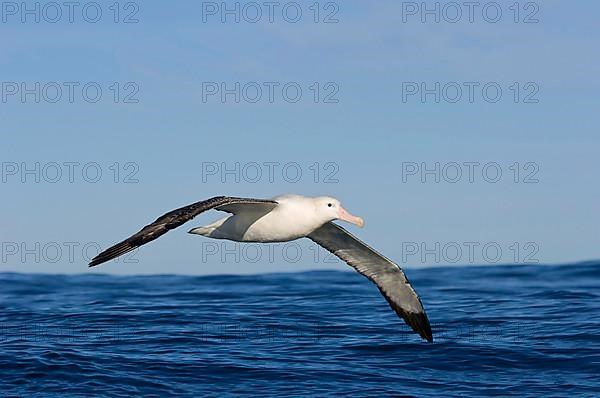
(1, 263, 599, 397)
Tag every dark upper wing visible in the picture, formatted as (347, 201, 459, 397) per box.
(215, 201, 278, 215)
(89, 196, 278, 267)
(308, 222, 433, 342)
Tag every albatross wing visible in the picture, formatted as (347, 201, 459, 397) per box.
(308, 222, 433, 342)
(88, 196, 278, 267)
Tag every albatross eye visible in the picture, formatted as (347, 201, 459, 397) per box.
(327, 203, 333, 207)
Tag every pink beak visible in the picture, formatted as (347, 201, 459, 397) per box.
(338, 206, 365, 228)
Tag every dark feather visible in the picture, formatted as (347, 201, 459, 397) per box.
(308, 222, 433, 343)
(89, 196, 277, 267)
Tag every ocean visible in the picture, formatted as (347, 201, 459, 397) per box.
(1, 263, 598, 397)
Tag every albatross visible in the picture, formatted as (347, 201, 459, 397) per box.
(89, 194, 433, 342)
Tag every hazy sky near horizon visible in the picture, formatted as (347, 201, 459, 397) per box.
(1, 0, 598, 275)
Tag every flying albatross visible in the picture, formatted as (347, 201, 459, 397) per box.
(89, 194, 433, 342)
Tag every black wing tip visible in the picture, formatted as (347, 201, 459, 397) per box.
(88, 255, 109, 268)
(88, 257, 107, 267)
(88, 242, 136, 268)
(406, 311, 433, 343)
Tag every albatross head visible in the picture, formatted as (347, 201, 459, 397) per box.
(316, 196, 365, 228)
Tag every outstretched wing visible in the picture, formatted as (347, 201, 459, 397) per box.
(308, 222, 433, 342)
(89, 196, 278, 267)
(215, 201, 278, 215)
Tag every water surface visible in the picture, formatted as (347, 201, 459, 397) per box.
(1, 263, 598, 396)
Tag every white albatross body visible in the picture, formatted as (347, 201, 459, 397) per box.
(89, 194, 433, 342)
(189, 194, 363, 242)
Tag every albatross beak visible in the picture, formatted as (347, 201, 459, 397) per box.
(338, 206, 365, 228)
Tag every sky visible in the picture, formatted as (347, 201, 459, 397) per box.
(1, 0, 599, 275)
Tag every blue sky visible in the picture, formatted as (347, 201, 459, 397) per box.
(1, 0, 598, 274)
